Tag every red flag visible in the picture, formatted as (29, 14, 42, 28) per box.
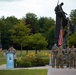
(58, 28, 63, 45)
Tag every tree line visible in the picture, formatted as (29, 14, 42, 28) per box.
(0, 9, 76, 50)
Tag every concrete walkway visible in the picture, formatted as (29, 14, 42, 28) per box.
(0, 64, 50, 70)
(0, 64, 6, 70)
(47, 67, 76, 75)
(0, 64, 76, 75)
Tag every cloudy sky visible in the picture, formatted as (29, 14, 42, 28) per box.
(0, 0, 76, 20)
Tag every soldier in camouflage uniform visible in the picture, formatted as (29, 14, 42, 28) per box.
(74, 48, 76, 69)
(51, 44, 58, 68)
(69, 45, 76, 68)
(56, 45, 64, 68)
(65, 46, 70, 68)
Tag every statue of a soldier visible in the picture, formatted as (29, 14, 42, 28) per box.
(54, 2, 67, 45)
(55, 2, 67, 19)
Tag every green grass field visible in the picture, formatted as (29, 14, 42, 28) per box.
(0, 51, 6, 65)
(0, 58, 6, 65)
(0, 69, 47, 75)
(0, 51, 4, 58)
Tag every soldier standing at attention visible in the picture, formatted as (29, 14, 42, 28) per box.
(56, 45, 64, 68)
(74, 46, 76, 69)
(65, 46, 70, 68)
(69, 45, 76, 68)
(51, 44, 58, 68)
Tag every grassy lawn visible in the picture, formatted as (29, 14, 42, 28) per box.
(0, 51, 6, 65)
(0, 69, 48, 75)
(0, 51, 4, 58)
(17, 50, 51, 57)
(0, 58, 6, 65)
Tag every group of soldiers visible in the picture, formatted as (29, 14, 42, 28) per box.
(51, 44, 76, 69)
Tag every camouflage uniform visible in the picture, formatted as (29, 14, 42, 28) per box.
(74, 50, 76, 69)
(56, 45, 64, 68)
(65, 46, 70, 68)
(51, 44, 58, 68)
(69, 46, 76, 68)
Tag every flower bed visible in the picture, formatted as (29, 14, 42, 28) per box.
(16, 53, 51, 67)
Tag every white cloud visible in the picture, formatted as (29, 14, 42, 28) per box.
(0, 0, 76, 20)
(0, 0, 22, 2)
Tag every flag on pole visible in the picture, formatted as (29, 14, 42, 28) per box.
(58, 27, 63, 46)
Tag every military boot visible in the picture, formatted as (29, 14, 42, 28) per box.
(56, 66, 59, 68)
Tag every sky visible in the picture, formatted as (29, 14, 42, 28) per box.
(0, 0, 76, 20)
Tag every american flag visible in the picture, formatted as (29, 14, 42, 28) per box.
(58, 28, 63, 46)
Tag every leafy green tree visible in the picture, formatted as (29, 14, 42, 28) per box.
(46, 26, 55, 49)
(0, 19, 6, 48)
(67, 31, 76, 47)
(0, 13, 56, 50)
(38, 17, 55, 33)
(10, 20, 31, 55)
(29, 33, 48, 54)
(70, 9, 76, 25)
(24, 13, 39, 34)
(0, 16, 19, 49)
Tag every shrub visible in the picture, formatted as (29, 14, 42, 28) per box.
(31, 57, 45, 66)
(16, 53, 50, 67)
(17, 58, 32, 67)
(42, 57, 50, 65)
(37, 52, 51, 58)
(17, 59, 23, 67)
(22, 61, 32, 67)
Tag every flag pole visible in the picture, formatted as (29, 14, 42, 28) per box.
(57, 0, 59, 5)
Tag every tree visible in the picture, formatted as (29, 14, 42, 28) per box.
(38, 17, 55, 33)
(0, 19, 6, 48)
(24, 13, 39, 34)
(0, 16, 19, 49)
(10, 20, 31, 55)
(67, 9, 76, 47)
(70, 9, 76, 25)
(67, 31, 76, 47)
(46, 26, 55, 49)
(29, 33, 48, 54)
